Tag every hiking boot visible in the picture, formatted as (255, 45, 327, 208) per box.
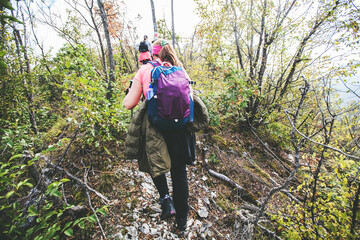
(160, 195, 176, 220)
(175, 217, 187, 231)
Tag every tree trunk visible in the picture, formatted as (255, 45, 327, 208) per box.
(150, 0, 158, 40)
(12, 9, 38, 134)
(171, 0, 175, 48)
(97, 0, 115, 100)
(84, 0, 108, 81)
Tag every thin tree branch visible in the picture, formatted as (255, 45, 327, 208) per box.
(86, 190, 106, 239)
(284, 110, 360, 160)
(45, 159, 111, 204)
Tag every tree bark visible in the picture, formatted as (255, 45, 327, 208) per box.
(12, 9, 38, 134)
(171, 0, 175, 48)
(82, 0, 108, 81)
(150, 0, 158, 40)
(97, 0, 115, 100)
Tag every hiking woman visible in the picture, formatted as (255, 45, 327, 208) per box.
(124, 39, 195, 231)
(135, 35, 152, 64)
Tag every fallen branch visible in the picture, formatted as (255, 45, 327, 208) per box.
(203, 158, 259, 205)
(86, 190, 106, 239)
(45, 157, 111, 204)
(49, 125, 80, 177)
(258, 224, 283, 240)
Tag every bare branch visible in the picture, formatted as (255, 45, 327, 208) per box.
(339, 77, 360, 99)
(229, 0, 245, 71)
(248, 124, 292, 173)
(86, 190, 106, 238)
(258, 223, 283, 240)
(284, 110, 360, 160)
(45, 158, 111, 204)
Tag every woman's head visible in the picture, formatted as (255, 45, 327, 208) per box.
(152, 39, 182, 67)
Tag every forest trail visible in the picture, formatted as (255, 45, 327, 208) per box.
(107, 159, 220, 239)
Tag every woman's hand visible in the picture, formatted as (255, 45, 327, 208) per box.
(123, 80, 142, 110)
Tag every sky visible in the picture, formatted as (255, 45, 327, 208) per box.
(125, 0, 200, 41)
(33, 0, 359, 102)
(36, 0, 200, 53)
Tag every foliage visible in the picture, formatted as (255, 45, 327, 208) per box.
(1, 0, 360, 238)
(0, 146, 108, 239)
(52, 44, 130, 146)
(273, 156, 360, 239)
(194, 0, 360, 126)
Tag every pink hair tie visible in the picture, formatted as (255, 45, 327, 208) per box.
(153, 45, 162, 55)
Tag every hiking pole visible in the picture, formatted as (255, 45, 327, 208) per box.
(125, 80, 134, 119)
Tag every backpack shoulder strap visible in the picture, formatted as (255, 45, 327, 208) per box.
(148, 60, 161, 68)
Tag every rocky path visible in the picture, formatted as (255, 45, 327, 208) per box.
(109, 160, 220, 240)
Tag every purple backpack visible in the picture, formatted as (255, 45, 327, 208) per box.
(146, 61, 194, 131)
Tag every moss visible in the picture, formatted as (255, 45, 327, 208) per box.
(216, 197, 228, 211)
(74, 190, 86, 203)
(98, 172, 121, 193)
(43, 118, 67, 143)
(222, 116, 238, 131)
(240, 189, 258, 206)
(211, 134, 228, 148)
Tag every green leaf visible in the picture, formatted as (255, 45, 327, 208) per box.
(60, 178, 70, 183)
(64, 228, 73, 237)
(103, 146, 112, 155)
(88, 214, 97, 223)
(9, 154, 23, 161)
(72, 218, 84, 226)
(0, 14, 23, 24)
(51, 190, 62, 197)
(28, 205, 38, 216)
(78, 221, 85, 229)
(5, 190, 14, 199)
(0, 50, 6, 58)
(63, 221, 73, 229)
(97, 208, 107, 215)
(43, 145, 57, 153)
(0, 0, 14, 10)
(16, 179, 33, 189)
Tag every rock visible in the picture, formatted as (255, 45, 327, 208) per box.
(187, 218, 194, 227)
(200, 221, 212, 233)
(132, 212, 139, 220)
(198, 206, 208, 218)
(149, 213, 160, 218)
(193, 219, 202, 230)
(151, 206, 162, 213)
(140, 223, 150, 234)
(125, 226, 138, 240)
(150, 227, 158, 235)
(288, 154, 295, 163)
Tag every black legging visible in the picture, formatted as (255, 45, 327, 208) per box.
(152, 164, 188, 218)
(152, 130, 193, 219)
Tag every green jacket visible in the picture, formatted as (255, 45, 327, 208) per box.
(125, 95, 209, 178)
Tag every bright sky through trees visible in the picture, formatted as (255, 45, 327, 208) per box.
(37, 0, 200, 52)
